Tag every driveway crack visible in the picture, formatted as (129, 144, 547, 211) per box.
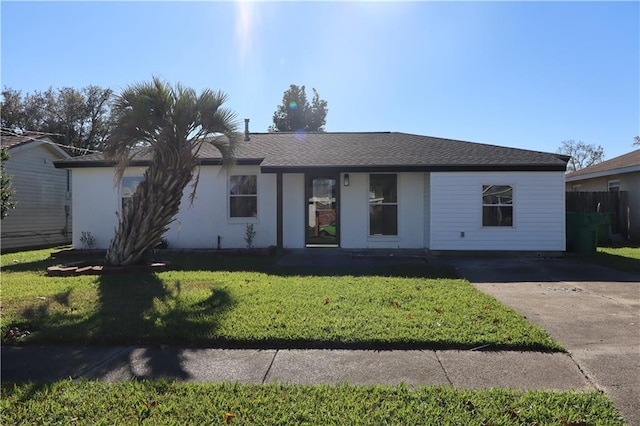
(433, 350, 453, 386)
(262, 349, 279, 384)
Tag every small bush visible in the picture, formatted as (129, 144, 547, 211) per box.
(156, 237, 169, 249)
(245, 223, 256, 249)
(79, 231, 96, 250)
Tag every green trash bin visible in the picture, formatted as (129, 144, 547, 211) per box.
(566, 213, 602, 253)
(597, 213, 613, 244)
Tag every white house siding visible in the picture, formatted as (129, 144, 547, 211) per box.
(423, 173, 431, 249)
(71, 165, 277, 249)
(163, 165, 276, 249)
(430, 172, 566, 251)
(340, 172, 425, 249)
(2, 143, 71, 250)
(282, 173, 305, 248)
(71, 168, 120, 249)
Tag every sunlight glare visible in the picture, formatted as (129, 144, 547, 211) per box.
(235, 0, 254, 66)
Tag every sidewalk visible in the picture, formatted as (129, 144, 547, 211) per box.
(2, 345, 592, 391)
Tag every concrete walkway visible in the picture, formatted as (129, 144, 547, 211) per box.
(446, 257, 640, 426)
(2, 345, 591, 391)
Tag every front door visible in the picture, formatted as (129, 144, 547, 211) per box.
(306, 174, 339, 247)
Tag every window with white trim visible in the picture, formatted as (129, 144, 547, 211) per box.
(121, 176, 143, 213)
(608, 180, 620, 192)
(229, 175, 257, 218)
(369, 174, 397, 235)
(482, 185, 513, 227)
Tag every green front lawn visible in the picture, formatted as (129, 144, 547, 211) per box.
(1, 381, 625, 425)
(1, 248, 560, 350)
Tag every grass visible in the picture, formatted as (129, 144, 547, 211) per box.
(0, 249, 626, 425)
(590, 246, 640, 274)
(2, 246, 562, 350)
(1, 248, 561, 350)
(1, 381, 626, 425)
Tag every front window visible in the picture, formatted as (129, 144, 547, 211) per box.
(482, 185, 513, 227)
(369, 174, 397, 236)
(229, 175, 257, 218)
(608, 180, 620, 192)
(121, 176, 143, 212)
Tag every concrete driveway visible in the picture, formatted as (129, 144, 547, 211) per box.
(445, 257, 639, 425)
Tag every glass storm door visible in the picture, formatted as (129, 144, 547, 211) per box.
(306, 175, 339, 246)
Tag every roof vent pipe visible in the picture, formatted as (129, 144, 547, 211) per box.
(244, 118, 250, 142)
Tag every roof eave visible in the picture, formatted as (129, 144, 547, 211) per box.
(260, 164, 568, 174)
(565, 164, 640, 182)
(54, 158, 265, 169)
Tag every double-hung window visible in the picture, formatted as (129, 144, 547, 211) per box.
(121, 176, 143, 213)
(608, 180, 620, 192)
(229, 175, 257, 218)
(369, 174, 397, 236)
(482, 185, 513, 227)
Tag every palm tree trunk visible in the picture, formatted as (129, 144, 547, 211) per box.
(105, 153, 194, 266)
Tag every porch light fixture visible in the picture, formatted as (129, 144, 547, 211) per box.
(343, 173, 350, 186)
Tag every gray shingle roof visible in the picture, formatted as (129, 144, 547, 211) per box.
(565, 149, 640, 179)
(1, 131, 50, 150)
(54, 132, 569, 172)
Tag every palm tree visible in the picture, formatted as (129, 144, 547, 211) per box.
(104, 77, 239, 266)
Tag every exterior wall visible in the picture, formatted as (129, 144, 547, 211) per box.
(70, 167, 569, 251)
(164, 165, 276, 249)
(430, 171, 566, 251)
(567, 172, 640, 241)
(565, 176, 611, 192)
(71, 165, 277, 249)
(340, 172, 425, 249)
(71, 168, 121, 249)
(423, 173, 431, 249)
(282, 173, 305, 248)
(2, 143, 71, 250)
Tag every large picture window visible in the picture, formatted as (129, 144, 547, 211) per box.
(482, 185, 513, 227)
(369, 174, 397, 236)
(230, 175, 257, 218)
(121, 176, 143, 212)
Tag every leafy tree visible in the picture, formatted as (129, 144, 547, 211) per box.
(269, 84, 328, 132)
(557, 140, 605, 172)
(1, 86, 113, 153)
(1, 148, 17, 219)
(104, 77, 240, 266)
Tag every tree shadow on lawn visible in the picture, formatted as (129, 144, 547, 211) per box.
(7, 272, 234, 382)
(167, 253, 458, 279)
(0, 257, 59, 273)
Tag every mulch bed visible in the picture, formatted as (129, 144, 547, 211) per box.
(47, 247, 277, 277)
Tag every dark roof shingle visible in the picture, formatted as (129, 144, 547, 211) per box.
(55, 132, 569, 172)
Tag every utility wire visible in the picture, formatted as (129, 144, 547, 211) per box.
(0, 127, 103, 154)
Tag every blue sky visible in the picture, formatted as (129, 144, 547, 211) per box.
(2, 1, 638, 159)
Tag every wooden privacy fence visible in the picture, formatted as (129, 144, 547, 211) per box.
(566, 191, 629, 238)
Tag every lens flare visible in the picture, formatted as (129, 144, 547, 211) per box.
(289, 101, 298, 110)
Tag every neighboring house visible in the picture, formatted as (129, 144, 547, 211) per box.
(565, 149, 640, 241)
(1, 132, 72, 251)
(55, 129, 569, 253)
